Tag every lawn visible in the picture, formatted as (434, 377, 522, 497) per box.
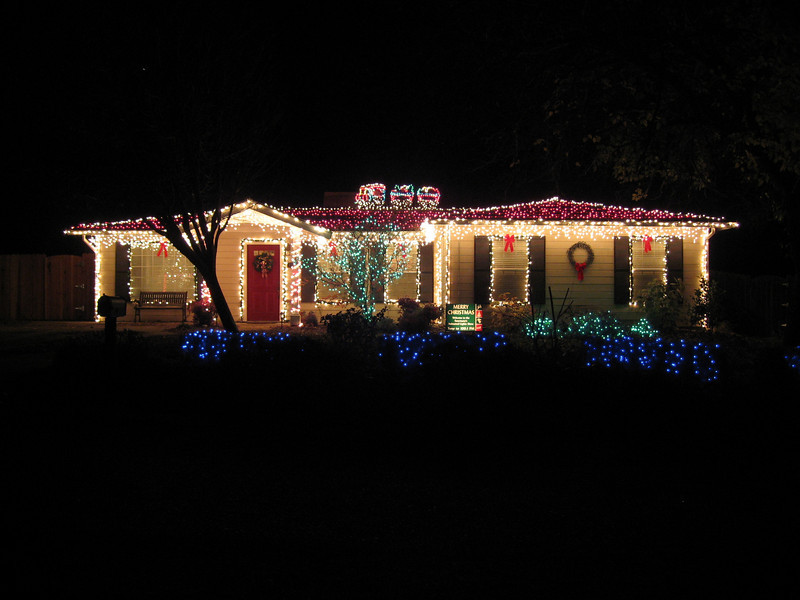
(5, 322, 798, 596)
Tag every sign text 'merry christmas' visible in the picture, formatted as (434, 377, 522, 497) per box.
(445, 304, 482, 331)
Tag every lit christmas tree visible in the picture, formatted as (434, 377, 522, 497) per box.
(304, 216, 410, 316)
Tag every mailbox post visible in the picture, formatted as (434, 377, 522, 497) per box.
(97, 294, 127, 345)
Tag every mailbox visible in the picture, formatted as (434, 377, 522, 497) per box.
(97, 294, 127, 318)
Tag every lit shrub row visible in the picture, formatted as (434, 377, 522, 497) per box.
(523, 312, 659, 340)
(181, 329, 298, 361)
(377, 331, 509, 369)
(583, 336, 721, 383)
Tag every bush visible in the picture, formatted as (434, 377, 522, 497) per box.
(302, 310, 319, 327)
(637, 279, 685, 333)
(689, 277, 726, 330)
(322, 307, 392, 344)
(190, 299, 216, 326)
(482, 293, 532, 334)
(396, 298, 442, 333)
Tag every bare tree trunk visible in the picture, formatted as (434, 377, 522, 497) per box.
(196, 264, 238, 333)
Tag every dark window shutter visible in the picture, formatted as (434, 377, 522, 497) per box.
(371, 243, 385, 303)
(614, 237, 631, 304)
(419, 242, 434, 302)
(301, 244, 317, 303)
(474, 236, 491, 305)
(666, 238, 683, 288)
(115, 243, 130, 300)
(528, 236, 546, 305)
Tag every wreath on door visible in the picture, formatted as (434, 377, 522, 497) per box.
(253, 250, 275, 277)
(567, 242, 594, 281)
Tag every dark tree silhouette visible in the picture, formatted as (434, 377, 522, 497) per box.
(478, 3, 800, 342)
(102, 13, 284, 332)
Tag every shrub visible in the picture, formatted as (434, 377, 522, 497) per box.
(482, 293, 532, 334)
(637, 279, 685, 333)
(322, 307, 391, 344)
(302, 310, 319, 327)
(690, 277, 726, 330)
(396, 297, 442, 332)
(190, 299, 216, 326)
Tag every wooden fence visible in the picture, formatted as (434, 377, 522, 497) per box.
(711, 270, 790, 337)
(0, 253, 95, 321)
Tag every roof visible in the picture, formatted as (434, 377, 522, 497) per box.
(65, 197, 738, 235)
(280, 198, 737, 230)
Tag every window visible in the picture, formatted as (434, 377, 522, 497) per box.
(314, 250, 349, 304)
(386, 243, 419, 301)
(129, 245, 197, 301)
(631, 238, 666, 303)
(491, 236, 528, 301)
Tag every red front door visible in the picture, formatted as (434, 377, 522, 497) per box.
(247, 244, 281, 321)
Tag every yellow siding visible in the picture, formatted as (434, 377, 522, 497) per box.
(217, 220, 294, 321)
(682, 236, 706, 303)
(545, 238, 615, 310)
(97, 245, 117, 298)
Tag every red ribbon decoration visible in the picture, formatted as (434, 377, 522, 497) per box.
(329, 241, 338, 257)
(504, 234, 515, 252)
(575, 262, 587, 281)
(157, 242, 168, 257)
(644, 236, 652, 253)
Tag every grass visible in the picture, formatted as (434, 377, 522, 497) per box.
(4, 323, 798, 596)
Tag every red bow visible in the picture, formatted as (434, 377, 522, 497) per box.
(504, 234, 515, 252)
(575, 262, 587, 281)
(329, 242, 338, 257)
(157, 242, 168, 257)
(644, 236, 652, 253)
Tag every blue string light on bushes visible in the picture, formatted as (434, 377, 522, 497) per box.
(786, 347, 800, 374)
(181, 329, 510, 368)
(583, 336, 721, 383)
(182, 329, 297, 361)
(377, 331, 509, 369)
(181, 326, 724, 384)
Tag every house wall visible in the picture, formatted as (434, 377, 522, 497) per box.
(683, 236, 706, 303)
(443, 226, 709, 318)
(87, 219, 712, 324)
(218, 221, 293, 322)
(544, 237, 616, 310)
(96, 244, 116, 300)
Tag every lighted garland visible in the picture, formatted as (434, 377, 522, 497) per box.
(69, 198, 737, 236)
(567, 242, 594, 280)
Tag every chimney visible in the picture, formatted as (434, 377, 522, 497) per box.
(323, 192, 356, 208)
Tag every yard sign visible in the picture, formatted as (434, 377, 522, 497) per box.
(446, 304, 482, 331)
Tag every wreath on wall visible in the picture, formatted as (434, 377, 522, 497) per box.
(567, 242, 594, 281)
(253, 250, 275, 277)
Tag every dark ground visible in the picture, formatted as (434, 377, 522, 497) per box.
(3, 322, 797, 597)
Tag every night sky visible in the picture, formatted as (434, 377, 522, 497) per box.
(5, 2, 794, 274)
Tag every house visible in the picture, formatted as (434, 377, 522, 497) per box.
(65, 187, 738, 324)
